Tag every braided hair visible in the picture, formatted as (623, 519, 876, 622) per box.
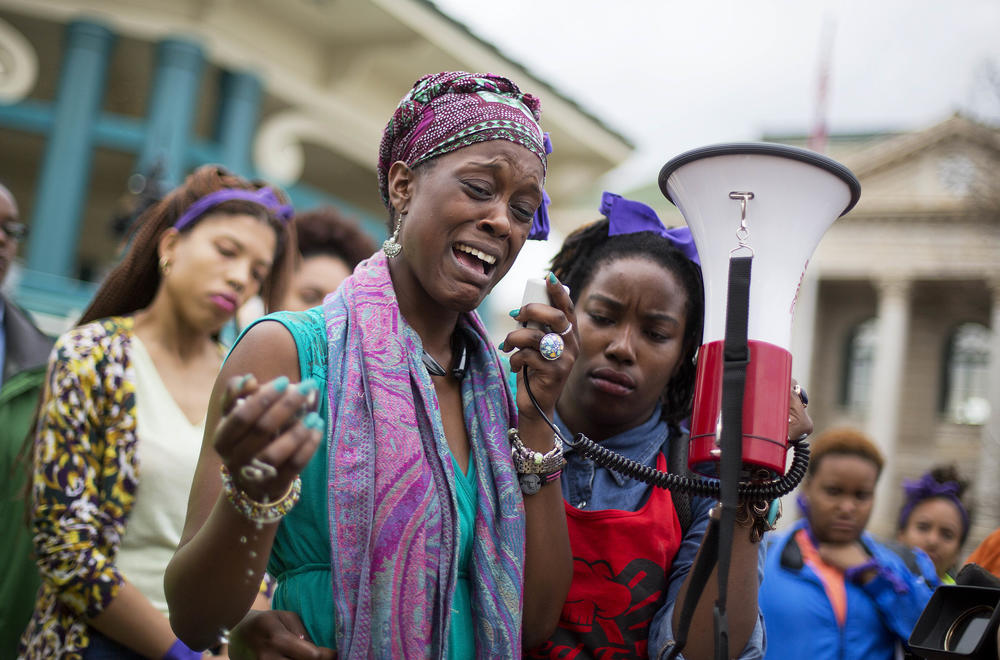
(550, 218, 704, 425)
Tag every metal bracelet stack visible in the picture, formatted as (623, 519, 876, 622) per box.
(509, 428, 566, 475)
(220, 464, 302, 524)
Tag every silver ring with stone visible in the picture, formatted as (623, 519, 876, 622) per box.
(558, 322, 573, 336)
(539, 333, 564, 361)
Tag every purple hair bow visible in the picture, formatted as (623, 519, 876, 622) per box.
(898, 472, 969, 535)
(528, 133, 553, 240)
(600, 192, 700, 266)
(173, 186, 294, 231)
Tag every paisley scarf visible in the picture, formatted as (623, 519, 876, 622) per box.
(322, 250, 524, 657)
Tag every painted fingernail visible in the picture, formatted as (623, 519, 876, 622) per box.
(272, 376, 290, 392)
(548, 271, 558, 285)
(303, 411, 324, 430)
(237, 374, 252, 389)
(498, 341, 506, 352)
(508, 308, 520, 318)
(298, 379, 317, 394)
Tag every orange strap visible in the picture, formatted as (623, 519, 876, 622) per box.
(795, 529, 847, 627)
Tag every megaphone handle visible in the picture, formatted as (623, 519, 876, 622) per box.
(713, 255, 753, 660)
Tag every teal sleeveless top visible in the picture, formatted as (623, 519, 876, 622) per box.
(260, 309, 477, 657)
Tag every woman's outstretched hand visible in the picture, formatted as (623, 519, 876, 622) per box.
(229, 610, 336, 660)
(213, 375, 323, 503)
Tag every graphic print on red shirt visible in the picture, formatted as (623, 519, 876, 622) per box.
(527, 453, 682, 659)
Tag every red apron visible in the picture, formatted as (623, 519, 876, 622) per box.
(527, 453, 682, 659)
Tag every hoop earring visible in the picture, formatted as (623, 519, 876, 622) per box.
(159, 256, 171, 276)
(382, 212, 404, 258)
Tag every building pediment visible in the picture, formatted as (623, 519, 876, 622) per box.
(843, 115, 1000, 215)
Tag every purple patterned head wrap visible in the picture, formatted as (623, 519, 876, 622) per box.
(377, 71, 548, 224)
(898, 472, 970, 540)
(600, 192, 700, 266)
(173, 186, 293, 231)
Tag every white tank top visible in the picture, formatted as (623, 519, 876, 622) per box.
(115, 336, 206, 616)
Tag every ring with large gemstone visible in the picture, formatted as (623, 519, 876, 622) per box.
(539, 332, 564, 361)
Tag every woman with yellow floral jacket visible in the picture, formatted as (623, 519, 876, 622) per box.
(20, 165, 295, 659)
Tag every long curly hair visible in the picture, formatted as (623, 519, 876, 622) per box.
(78, 165, 296, 325)
(549, 218, 704, 426)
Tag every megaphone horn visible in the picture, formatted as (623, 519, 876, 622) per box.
(659, 143, 861, 476)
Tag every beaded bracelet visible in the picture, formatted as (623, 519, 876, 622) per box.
(219, 464, 302, 524)
(508, 428, 566, 475)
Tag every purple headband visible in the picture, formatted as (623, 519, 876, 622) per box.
(173, 187, 294, 231)
(527, 133, 553, 240)
(898, 472, 969, 537)
(600, 192, 700, 266)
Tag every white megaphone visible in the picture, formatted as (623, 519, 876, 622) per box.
(659, 143, 860, 476)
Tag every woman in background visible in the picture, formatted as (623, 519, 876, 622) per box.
(21, 165, 295, 659)
(280, 206, 376, 312)
(896, 465, 970, 583)
(760, 427, 939, 660)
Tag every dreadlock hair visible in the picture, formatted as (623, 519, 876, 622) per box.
(549, 217, 704, 426)
(294, 206, 376, 268)
(78, 165, 296, 325)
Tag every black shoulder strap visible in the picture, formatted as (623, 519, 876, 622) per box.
(779, 533, 805, 570)
(667, 429, 694, 535)
(882, 540, 922, 576)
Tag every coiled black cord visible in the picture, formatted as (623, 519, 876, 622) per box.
(566, 431, 810, 500)
(523, 366, 810, 500)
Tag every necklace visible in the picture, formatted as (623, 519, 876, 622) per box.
(422, 333, 468, 380)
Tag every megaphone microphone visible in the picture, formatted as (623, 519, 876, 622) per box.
(655, 142, 860, 660)
(658, 143, 860, 477)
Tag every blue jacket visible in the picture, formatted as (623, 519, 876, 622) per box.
(759, 520, 938, 660)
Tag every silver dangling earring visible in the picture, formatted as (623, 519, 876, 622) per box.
(382, 212, 404, 258)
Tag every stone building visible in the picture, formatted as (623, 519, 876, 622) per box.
(0, 0, 631, 329)
(619, 115, 999, 550)
(788, 115, 1000, 548)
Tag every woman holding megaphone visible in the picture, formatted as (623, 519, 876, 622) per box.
(518, 193, 812, 660)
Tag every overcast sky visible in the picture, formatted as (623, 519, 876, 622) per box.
(432, 0, 1000, 190)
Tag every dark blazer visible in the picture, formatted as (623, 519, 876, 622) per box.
(1, 293, 53, 381)
(0, 293, 52, 657)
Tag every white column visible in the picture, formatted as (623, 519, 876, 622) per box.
(867, 277, 912, 536)
(972, 281, 1000, 542)
(790, 270, 820, 393)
